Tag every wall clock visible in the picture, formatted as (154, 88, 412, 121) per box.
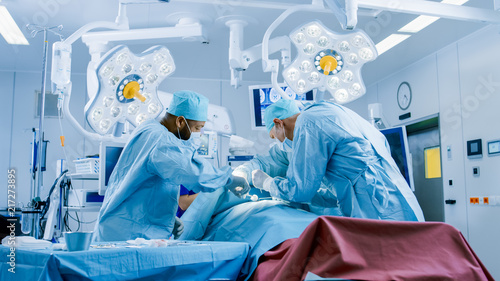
(397, 81, 412, 110)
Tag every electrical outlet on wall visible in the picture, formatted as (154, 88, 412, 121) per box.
(472, 166, 480, 176)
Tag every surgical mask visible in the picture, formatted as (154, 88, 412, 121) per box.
(178, 117, 203, 148)
(189, 132, 203, 148)
(282, 138, 293, 152)
(275, 126, 293, 153)
(177, 117, 194, 140)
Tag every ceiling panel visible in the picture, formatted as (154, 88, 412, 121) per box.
(0, 0, 494, 87)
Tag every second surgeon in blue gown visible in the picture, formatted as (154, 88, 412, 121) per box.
(234, 137, 341, 216)
(252, 99, 425, 221)
(94, 91, 246, 242)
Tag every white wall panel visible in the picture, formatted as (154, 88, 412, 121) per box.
(3, 72, 90, 208)
(455, 26, 500, 278)
(377, 55, 440, 127)
(436, 44, 468, 237)
(377, 25, 500, 279)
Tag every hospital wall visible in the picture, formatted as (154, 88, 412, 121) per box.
(361, 25, 500, 278)
(0, 71, 101, 231)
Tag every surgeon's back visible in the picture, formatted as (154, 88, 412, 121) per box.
(298, 101, 424, 221)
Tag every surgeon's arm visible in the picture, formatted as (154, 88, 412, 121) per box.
(148, 143, 232, 193)
(235, 145, 289, 185)
(267, 121, 337, 203)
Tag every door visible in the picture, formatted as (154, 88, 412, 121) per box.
(407, 124, 444, 222)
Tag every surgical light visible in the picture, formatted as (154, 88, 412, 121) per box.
(283, 21, 377, 104)
(85, 45, 175, 135)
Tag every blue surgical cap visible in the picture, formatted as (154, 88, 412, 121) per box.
(167, 90, 209, 122)
(264, 99, 300, 132)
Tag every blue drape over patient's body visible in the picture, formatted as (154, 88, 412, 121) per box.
(179, 188, 318, 279)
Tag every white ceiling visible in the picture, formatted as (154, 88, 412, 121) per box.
(0, 0, 493, 87)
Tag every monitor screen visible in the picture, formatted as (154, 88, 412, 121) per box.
(99, 142, 125, 195)
(196, 132, 217, 158)
(380, 126, 414, 191)
(196, 134, 210, 156)
(249, 84, 314, 130)
(104, 146, 124, 186)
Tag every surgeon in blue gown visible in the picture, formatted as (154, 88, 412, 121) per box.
(94, 90, 249, 242)
(233, 105, 341, 216)
(251, 99, 424, 221)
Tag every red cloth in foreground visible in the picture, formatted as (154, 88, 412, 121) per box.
(251, 216, 493, 281)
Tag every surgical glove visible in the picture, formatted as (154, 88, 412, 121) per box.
(252, 170, 272, 192)
(172, 216, 184, 239)
(233, 166, 251, 184)
(226, 175, 251, 198)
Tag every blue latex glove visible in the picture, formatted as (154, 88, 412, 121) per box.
(225, 174, 251, 198)
(172, 216, 184, 239)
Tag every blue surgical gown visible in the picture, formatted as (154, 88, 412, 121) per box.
(94, 119, 232, 242)
(237, 145, 342, 216)
(267, 101, 425, 221)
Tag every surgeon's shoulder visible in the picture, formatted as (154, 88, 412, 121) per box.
(298, 102, 330, 122)
(134, 120, 173, 142)
(297, 101, 344, 129)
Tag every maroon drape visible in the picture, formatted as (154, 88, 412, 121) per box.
(251, 216, 493, 281)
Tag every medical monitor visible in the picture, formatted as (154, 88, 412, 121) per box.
(380, 126, 415, 191)
(98, 141, 125, 196)
(249, 84, 314, 130)
(196, 131, 217, 158)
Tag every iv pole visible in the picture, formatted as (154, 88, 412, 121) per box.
(26, 24, 63, 238)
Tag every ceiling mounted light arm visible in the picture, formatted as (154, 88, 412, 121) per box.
(220, 16, 291, 88)
(229, 36, 291, 89)
(51, 0, 185, 142)
(52, 3, 132, 142)
(64, 21, 128, 46)
(324, 0, 358, 30)
(63, 0, 172, 46)
(262, 2, 325, 99)
(64, 0, 132, 46)
(239, 36, 291, 71)
(241, 36, 291, 92)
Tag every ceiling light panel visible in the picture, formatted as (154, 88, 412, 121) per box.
(398, 0, 469, 33)
(398, 15, 440, 33)
(0, 6, 29, 45)
(375, 34, 411, 56)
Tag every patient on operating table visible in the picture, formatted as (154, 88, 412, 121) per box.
(177, 185, 198, 217)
